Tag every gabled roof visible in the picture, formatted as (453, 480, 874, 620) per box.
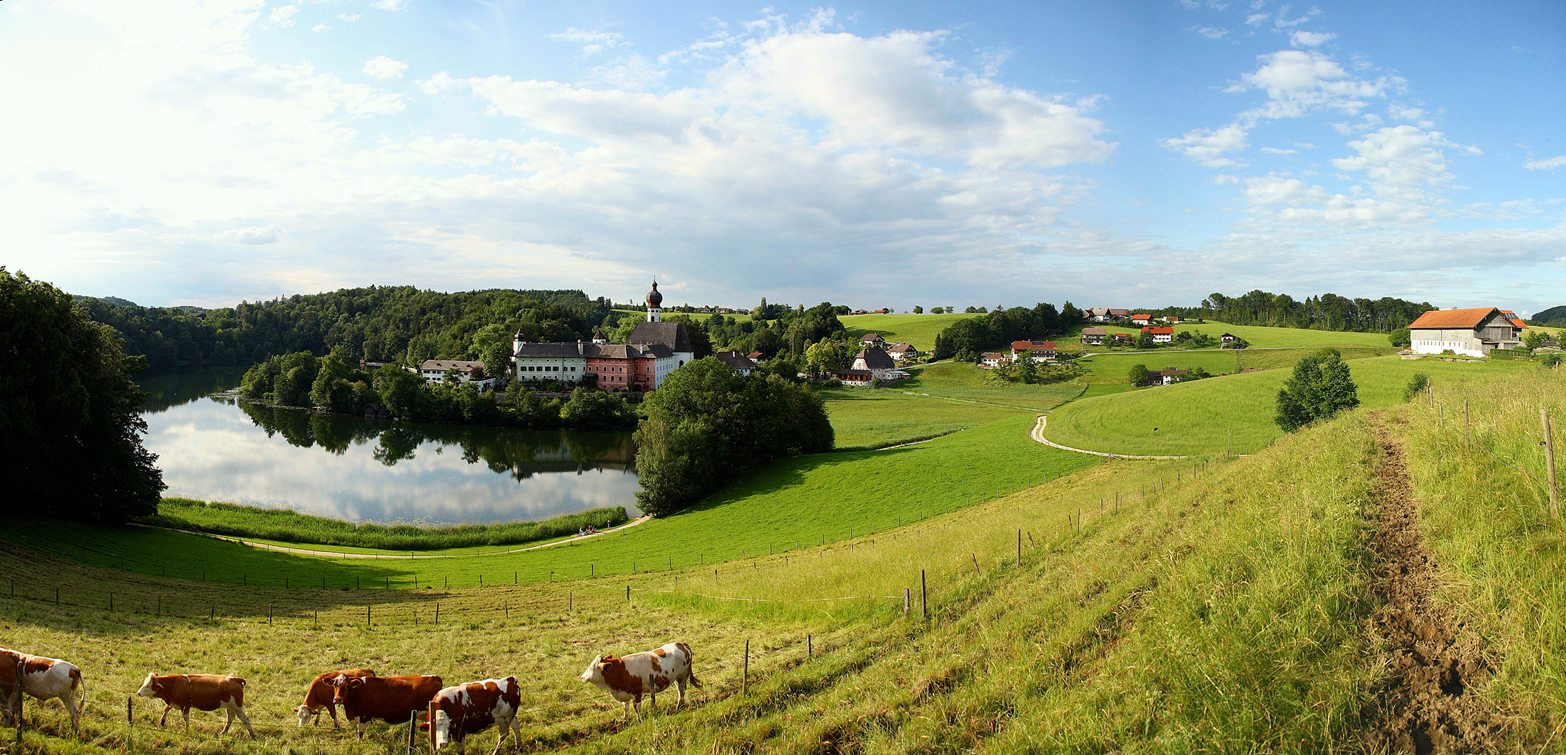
(979, 351, 1008, 360)
(515, 342, 588, 358)
(421, 359, 485, 373)
(1081, 327, 1108, 336)
(860, 332, 884, 342)
(1130, 313, 1152, 319)
(1107, 308, 1130, 315)
(1152, 369, 1190, 377)
(855, 347, 896, 370)
(1408, 307, 1502, 330)
(1501, 310, 1528, 329)
(1010, 339, 1057, 351)
(887, 342, 916, 353)
(1142, 326, 1175, 335)
(714, 350, 757, 370)
(628, 321, 694, 352)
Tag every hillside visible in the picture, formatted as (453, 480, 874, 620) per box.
(839, 312, 978, 351)
(1532, 304, 1566, 326)
(5, 364, 1561, 751)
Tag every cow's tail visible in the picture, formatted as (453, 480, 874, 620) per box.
(678, 642, 701, 688)
(73, 668, 87, 713)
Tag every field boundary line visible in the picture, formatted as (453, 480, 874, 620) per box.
(1029, 415, 1189, 460)
(134, 515, 653, 561)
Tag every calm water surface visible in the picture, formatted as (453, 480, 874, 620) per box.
(138, 369, 640, 524)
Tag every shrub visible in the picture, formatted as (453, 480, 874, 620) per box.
(1275, 349, 1360, 432)
(1403, 373, 1430, 402)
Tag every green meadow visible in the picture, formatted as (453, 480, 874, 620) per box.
(839, 312, 978, 351)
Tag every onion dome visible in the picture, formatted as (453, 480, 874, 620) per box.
(646, 280, 663, 307)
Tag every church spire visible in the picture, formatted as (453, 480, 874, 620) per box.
(645, 279, 663, 322)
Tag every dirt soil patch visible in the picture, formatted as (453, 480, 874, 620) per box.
(1363, 415, 1501, 753)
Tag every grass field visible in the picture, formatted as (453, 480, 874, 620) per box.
(1044, 355, 1536, 456)
(1073, 345, 1393, 385)
(1060, 320, 1396, 351)
(839, 312, 978, 351)
(2, 383, 1492, 752)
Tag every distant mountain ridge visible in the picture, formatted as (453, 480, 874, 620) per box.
(1532, 305, 1566, 326)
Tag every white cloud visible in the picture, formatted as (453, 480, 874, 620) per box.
(362, 55, 408, 80)
(1164, 123, 1249, 167)
(268, 4, 298, 28)
(338, 12, 361, 22)
(1259, 146, 1296, 155)
(369, 0, 406, 11)
(549, 28, 626, 57)
(218, 225, 282, 244)
(1230, 49, 1387, 120)
(1289, 30, 1335, 47)
(1189, 25, 1230, 39)
(1524, 155, 1566, 171)
(311, 23, 328, 33)
(1246, 12, 1270, 26)
(418, 71, 459, 95)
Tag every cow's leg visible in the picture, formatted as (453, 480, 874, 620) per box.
(181, 707, 191, 731)
(221, 707, 232, 734)
(490, 715, 511, 755)
(327, 702, 339, 730)
(62, 693, 80, 736)
(158, 704, 171, 727)
(233, 705, 255, 739)
(676, 677, 688, 710)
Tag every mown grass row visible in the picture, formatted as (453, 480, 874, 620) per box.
(140, 500, 630, 551)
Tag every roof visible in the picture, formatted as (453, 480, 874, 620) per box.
(746, 351, 764, 360)
(1152, 369, 1190, 377)
(645, 280, 663, 307)
(1010, 339, 1057, 351)
(980, 351, 1008, 360)
(628, 321, 694, 352)
(1081, 327, 1108, 336)
(1501, 310, 1527, 329)
(515, 342, 588, 358)
(1111, 332, 1133, 339)
(1131, 313, 1152, 320)
(854, 347, 896, 370)
(860, 332, 884, 341)
(420, 359, 485, 372)
(887, 342, 916, 353)
(1108, 308, 1130, 315)
(1142, 326, 1175, 335)
(714, 350, 757, 370)
(1408, 307, 1502, 330)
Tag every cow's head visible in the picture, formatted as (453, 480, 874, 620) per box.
(581, 655, 617, 688)
(329, 674, 364, 704)
(430, 704, 454, 750)
(135, 673, 159, 698)
(294, 703, 317, 727)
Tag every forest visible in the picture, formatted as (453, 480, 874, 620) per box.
(1168, 290, 1433, 332)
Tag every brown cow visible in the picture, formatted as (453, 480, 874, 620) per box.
(135, 673, 253, 738)
(0, 648, 22, 727)
(2, 648, 87, 736)
(331, 674, 443, 738)
(581, 642, 700, 719)
(294, 668, 376, 728)
(426, 676, 523, 754)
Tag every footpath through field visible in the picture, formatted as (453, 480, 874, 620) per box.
(1029, 415, 1189, 460)
(145, 514, 653, 560)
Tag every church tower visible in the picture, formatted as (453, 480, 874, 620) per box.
(645, 279, 663, 322)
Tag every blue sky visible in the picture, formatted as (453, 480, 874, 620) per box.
(2, 1, 1563, 315)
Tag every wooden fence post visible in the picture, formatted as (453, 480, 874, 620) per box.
(427, 701, 438, 753)
(807, 634, 813, 660)
(366, 604, 371, 628)
(970, 553, 980, 576)
(1464, 399, 1471, 452)
(920, 570, 928, 621)
(1545, 409, 1559, 519)
(903, 588, 910, 616)
(742, 639, 750, 696)
(1016, 529, 1021, 567)
(435, 603, 440, 625)
(568, 592, 573, 613)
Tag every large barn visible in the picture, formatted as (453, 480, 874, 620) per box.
(1407, 307, 1523, 357)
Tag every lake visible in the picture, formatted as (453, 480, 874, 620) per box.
(138, 369, 641, 525)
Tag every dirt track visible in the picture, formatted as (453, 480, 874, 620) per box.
(1363, 415, 1500, 753)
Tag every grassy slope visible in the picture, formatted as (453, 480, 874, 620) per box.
(1074, 345, 1392, 386)
(1062, 320, 1395, 350)
(0, 417, 1094, 590)
(0, 404, 1394, 753)
(839, 312, 978, 351)
(1046, 356, 1533, 456)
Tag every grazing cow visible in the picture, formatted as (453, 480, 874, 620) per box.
(426, 677, 522, 754)
(581, 642, 700, 719)
(135, 673, 253, 738)
(0, 648, 24, 727)
(331, 674, 443, 738)
(0, 648, 87, 736)
(294, 668, 376, 728)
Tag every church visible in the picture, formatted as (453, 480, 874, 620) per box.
(511, 280, 695, 392)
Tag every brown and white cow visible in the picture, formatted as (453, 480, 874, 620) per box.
(330, 673, 443, 738)
(135, 673, 253, 738)
(294, 668, 375, 728)
(0, 648, 87, 736)
(425, 676, 523, 754)
(580, 642, 700, 719)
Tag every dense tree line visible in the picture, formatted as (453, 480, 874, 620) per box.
(932, 302, 1078, 361)
(1532, 305, 1566, 327)
(1167, 291, 1432, 333)
(634, 359, 834, 516)
(3, 269, 164, 523)
(79, 286, 612, 374)
(240, 350, 635, 430)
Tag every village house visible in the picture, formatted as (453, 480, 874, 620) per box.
(714, 349, 757, 377)
(1165, 315, 1183, 325)
(746, 351, 765, 363)
(859, 332, 885, 347)
(1142, 326, 1175, 344)
(1408, 307, 1524, 357)
(512, 280, 694, 392)
(978, 351, 1009, 369)
(418, 359, 496, 390)
(1010, 339, 1058, 363)
(1220, 332, 1238, 344)
(1110, 332, 1135, 344)
(1080, 327, 1108, 345)
(1130, 313, 1153, 327)
(886, 342, 919, 362)
(1107, 308, 1130, 322)
(850, 346, 897, 378)
(1150, 368, 1189, 386)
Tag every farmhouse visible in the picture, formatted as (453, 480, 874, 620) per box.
(1220, 332, 1238, 343)
(833, 369, 875, 386)
(1142, 326, 1175, 344)
(850, 346, 897, 379)
(714, 349, 757, 376)
(1110, 332, 1134, 344)
(886, 342, 919, 361)
(859, 333, 885, 347)
(1081, 327, 1107, 345)
(978, 352, 1008, 369)
(1150, 368, 1189, 386)
(1408, 307, 1523, 357)
(418, 360, 495, 390)
(1130, 313, 1153, 326)
(1010, 339, 1057, 363)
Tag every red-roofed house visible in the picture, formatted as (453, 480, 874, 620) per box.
(1009, 339, 1057, 363)
(1141, 326, 1175, 344)
(1409, 307, 1523, 357)
(1130, 313, 1153, 326)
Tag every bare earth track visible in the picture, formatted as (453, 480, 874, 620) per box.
(1364, 415, 1501, 753)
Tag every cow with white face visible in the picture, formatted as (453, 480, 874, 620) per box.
(0, 648, 86, 736)
(426, 676, 522, 754)
(580, 642, 700, 719)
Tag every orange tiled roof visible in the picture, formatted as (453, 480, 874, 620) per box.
(1408, 307, 1501, 330)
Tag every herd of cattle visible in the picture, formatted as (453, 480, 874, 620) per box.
(0, 641, 701, 753)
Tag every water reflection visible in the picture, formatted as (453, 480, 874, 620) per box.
(138, 370, 640, 524)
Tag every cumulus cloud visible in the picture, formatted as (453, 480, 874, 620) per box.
(268, 4, 298, 28)
(219, 225, 283, 244)
(1164, 123, 1249, 167)
(1525, 154, 1566, 171)
(1290, 30, 1335, 47)
(1189, 25, 1230, 39)
(549, 28, 626, 57)
(369, 0, 406, 11)
(1229, 49, 1388, 120)
(362, 55, 408, 79)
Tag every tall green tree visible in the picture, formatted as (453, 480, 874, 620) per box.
(1275, 349, 1361, 432)
(1, 269, 165, 523)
